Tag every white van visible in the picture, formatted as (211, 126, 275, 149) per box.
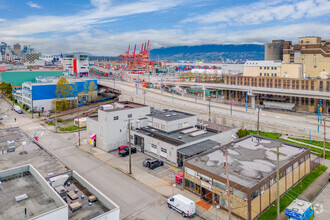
(167, 194, 196, 217)
(14, 105, 23, 114)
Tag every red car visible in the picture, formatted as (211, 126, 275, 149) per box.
(118, 146, 129, 151)
(175, 173, 183, 184)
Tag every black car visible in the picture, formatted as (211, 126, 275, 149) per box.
(142, 158, 152, 167)
(148, 159, 164, 170)
(118, 147, 137, 157)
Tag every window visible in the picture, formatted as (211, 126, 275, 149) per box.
(251, 189, 259, 200)
(264, 73, 266, 76)
(260, 73, 262, 76)
(280, 172, 285, 179)
(270, 177, 276, 186)
(114, 116, 119, 120)
(264, 67, 266, 70)
(198, 173, 211, 182)
(271, 67, 274, 70)
(232, 188, 247, 199)
(261, 182, 270, 191)
(275, 73, 277, 77)
(128, 114, 132, 118)
(260, 67, 262, 70)
(286, 166, 292, 174)
(271, 73, 273, 77)
(305, 154, 310, 160)
(267, 67, 269, 70)
(151, 144, 157, 149)
(214, 180, 227, 191)
(267, 73, 269, 76)
(185, 167, 197, 177)
(275, 67, 277, 70)
(300, 157, 304, 164)
(293, 161, 299, 169)
(220, 197, 228, 208)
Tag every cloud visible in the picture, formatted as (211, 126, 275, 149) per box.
(0, 0, 184, 37)
(0, 18, 6, 22)
(182, 0, 330, 25)
(26, 2, 42, 9)
(2, 22, 330, 56)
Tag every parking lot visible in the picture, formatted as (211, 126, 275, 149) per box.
(109, 150, 183, 186)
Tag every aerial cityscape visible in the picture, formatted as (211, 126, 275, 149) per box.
(0, 1, 329, 220)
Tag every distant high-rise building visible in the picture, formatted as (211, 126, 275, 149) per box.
(13, 43, 21, 57)
(0, 42, 7, 57)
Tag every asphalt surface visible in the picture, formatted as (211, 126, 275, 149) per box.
(0, 99, 199, 220)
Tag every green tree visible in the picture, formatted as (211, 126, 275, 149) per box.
(55, 77, 73, 111)
(0, 82, 13, 95)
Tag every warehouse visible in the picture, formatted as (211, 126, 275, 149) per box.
(183, 135, 310, 220)
(131, 110, 238, 166)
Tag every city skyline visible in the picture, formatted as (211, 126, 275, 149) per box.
(0, 0, 329, 55)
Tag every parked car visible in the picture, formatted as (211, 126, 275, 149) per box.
(118, 146, 137, 157)
(175, 173, 183, 184)
(118, 146, 129, 151)
(0, 115, 3, 120)
(13, 105, 23, 114)
(148, 159, 164, 170)
(142, 158, 152, 167)
(167, 194, 196, 217)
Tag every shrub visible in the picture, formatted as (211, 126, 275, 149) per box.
(237, 129, 250, 138)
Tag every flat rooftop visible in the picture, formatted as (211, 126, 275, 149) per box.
(146, 109, 196, 121)
(101, 101, 147, 113)
(0, 127, 68, 176)
(137, 126, 219, 146)
(178, 139, 219, 157)
(186, 135, 309, 188)
(0, 171, 62, 220)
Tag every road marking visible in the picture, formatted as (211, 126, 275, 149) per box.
(170, 167, 181, 172)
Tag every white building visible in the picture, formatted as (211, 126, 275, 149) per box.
(61, 55, 89, 75)
(131, 110, 238, 166)
(87, 101, 151, 152)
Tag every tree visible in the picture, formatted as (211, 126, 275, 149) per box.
(55, 77, 73, 111)
(87, 81, 97, 102)
(0, 82, 13, 95)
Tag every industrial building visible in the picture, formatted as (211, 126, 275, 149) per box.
(243, 61, 303, 78)
(61, 54, 89, 75)
(131, 110, 238, 166)
(0, 164, 120, 220)
(183, 135, 311, 220)
(264, 40, 284, 61)
(0, 164, 68, 220)
(0, 70, 67, 87)
(87, 101, 151, 152)
(12, 77, 98, 111)
(223, 75, 330, 113)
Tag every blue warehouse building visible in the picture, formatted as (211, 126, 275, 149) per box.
(15, 77, 98, 112)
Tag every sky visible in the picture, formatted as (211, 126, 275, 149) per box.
(0, 0, 329, 55)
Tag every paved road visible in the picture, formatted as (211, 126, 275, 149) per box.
(0, 100, 196, 220)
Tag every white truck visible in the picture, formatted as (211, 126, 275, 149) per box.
(167, 194, 196, 217)
(13, 105, 23, 114)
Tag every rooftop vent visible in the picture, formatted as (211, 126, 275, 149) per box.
(165, 114, 171, 117)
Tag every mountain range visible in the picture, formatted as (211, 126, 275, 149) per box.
(150, 44, 265, 63)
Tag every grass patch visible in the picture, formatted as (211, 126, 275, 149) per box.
(249, 131, 330, 159)
(288, 137, 330, 150)
(60, 125, 86, 131)
(46, 121, 55, 126)
(258, 165, 328, 220)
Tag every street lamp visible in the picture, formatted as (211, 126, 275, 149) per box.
(256, 104, 264, 136)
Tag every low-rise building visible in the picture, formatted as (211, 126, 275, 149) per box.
(183, 135, 311, 220)
(0, 164, 68, 220)
(131, 110, 238, 166)
(16, 77, 97, 111)
(243, 61, 303, 78)
(87, 101, 151, 152)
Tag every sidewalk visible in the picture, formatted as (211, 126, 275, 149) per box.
(78, 141, 237, 220)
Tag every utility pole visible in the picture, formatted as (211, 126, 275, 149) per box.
(323, 116, 326, 162)
(257, 108, 260, 136)
(224, 148, 231, 220)
(31, 87, 33, 119)
(77, 95, 80, 146)
(271, 146, 287, 220)
(128, 119, 132, 175)
(55, 106, 58, 133)
(208, 96, 211, 122)
(143, 90, 146, 105)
